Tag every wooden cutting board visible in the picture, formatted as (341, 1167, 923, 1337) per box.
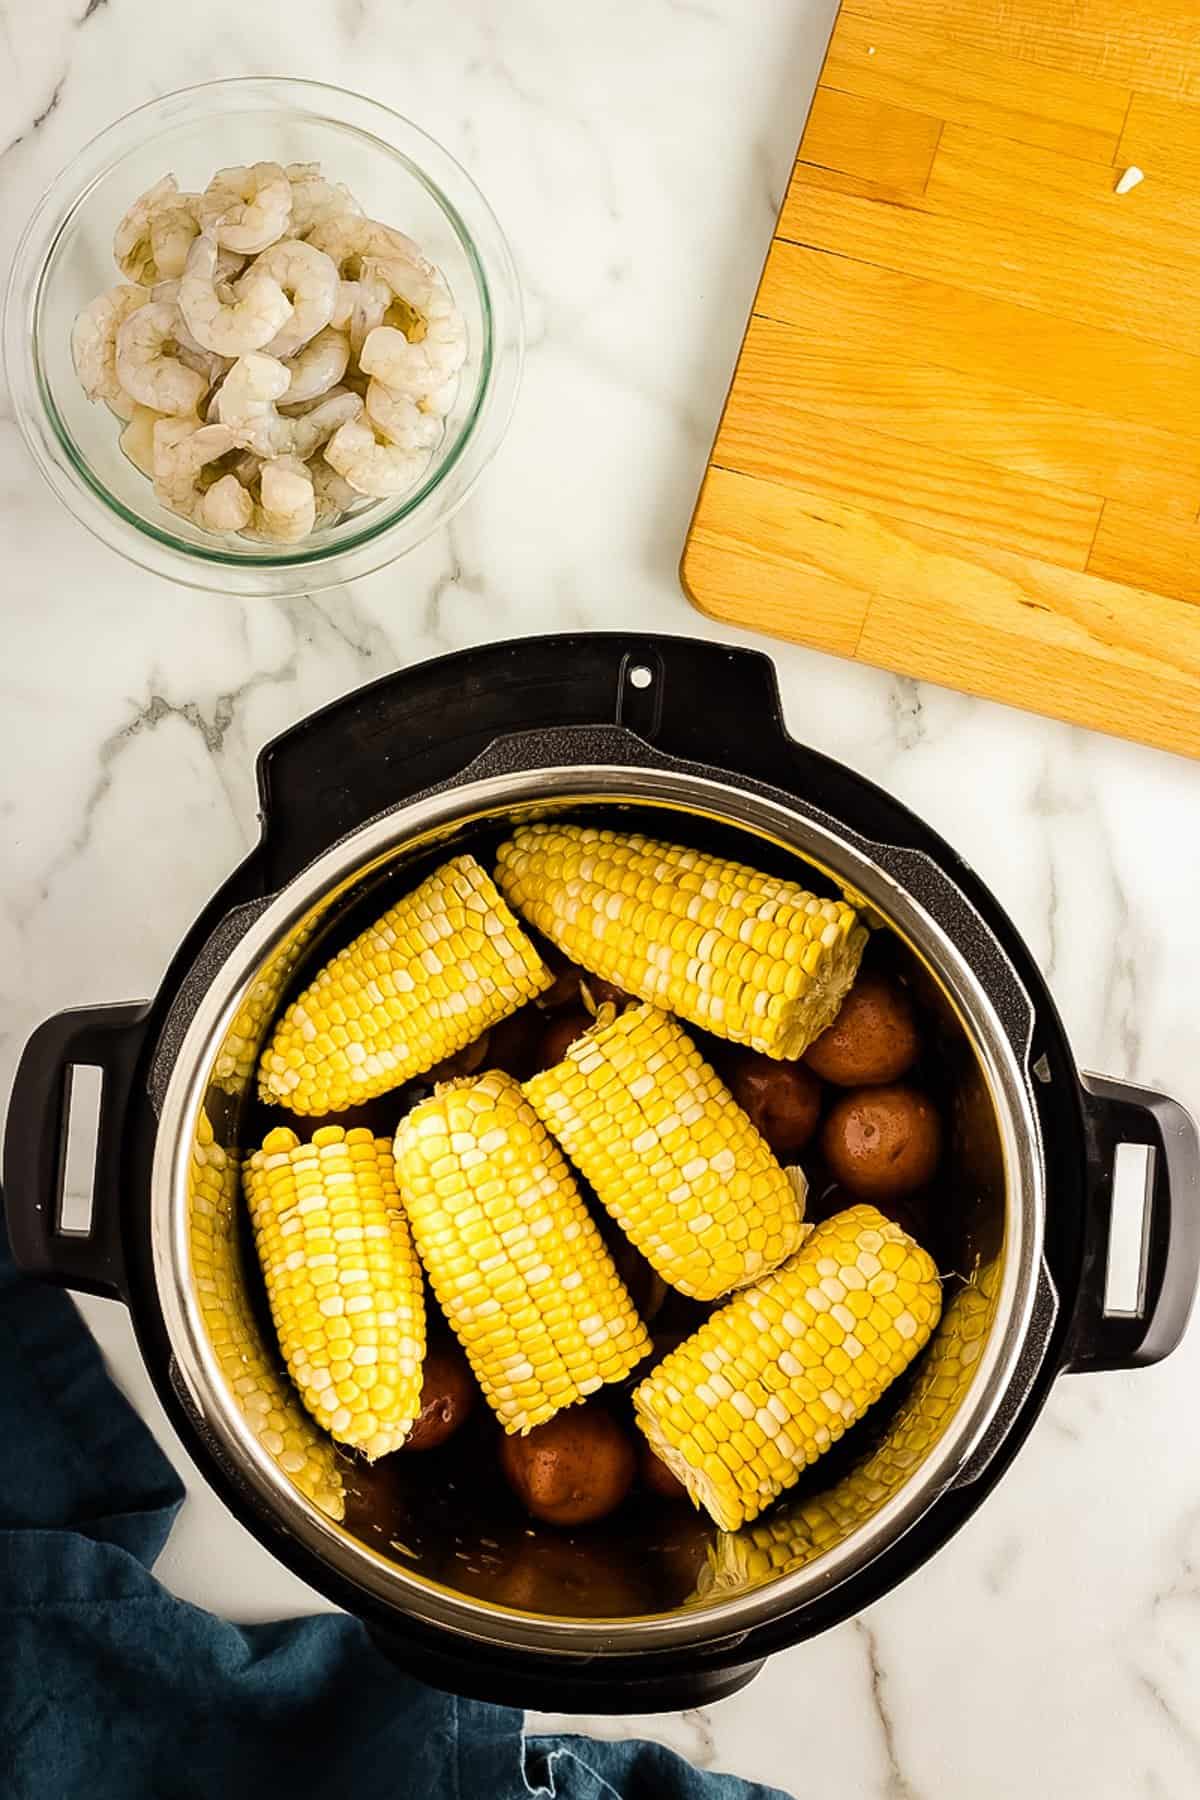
(682, 0, 1200, 760)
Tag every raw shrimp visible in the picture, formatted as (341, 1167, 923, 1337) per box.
(364, 379, 442, 451)
(330, 281, 356, 332)
(307, 214, 432, 281)
(289, 388, 363, 460)
(345, 271, 393, 358)
(257, 455, 316, 542)
(310, 456, 360, 524)
(201, 162, 292, 255)
(279, 326, 349, 405)
(113, 173, 180, 282)
(358, 285, 467, 402)
(118, 405, 165, 477)
(251, 239, 339, 358)
(152, 417, 237, 515)
(148, 279, 232, 375)
(149, 197, 202, 280)
(284, 162, 362, 237)
(215, 352, 293, 456)
(116, 303, 208, 416)
(324, 414, 432, 498)
(180, 233, 292, 357)
(71, 284, 148, 410)
(199, 472, 253, 532)
(421, 376, 460, 420)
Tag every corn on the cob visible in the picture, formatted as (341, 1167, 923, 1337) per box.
(394, 1071, 651, 1433)
(190, 1111, 345, 1518)
(243, 1125, 426, 1458)
(525, 1003, 805, 1301)
(258, 855, 552, 1115)
(495, 825, 867, 1060)
(696, 1276, 991, 1596)
(633, 1205, 941, 1530)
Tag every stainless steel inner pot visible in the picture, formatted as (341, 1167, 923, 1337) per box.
(153, 759, 1047, 1656)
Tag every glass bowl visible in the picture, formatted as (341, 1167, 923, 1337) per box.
(4, 78, 522, 597)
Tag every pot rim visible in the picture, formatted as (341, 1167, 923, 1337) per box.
(152, 761, 1045, 1655)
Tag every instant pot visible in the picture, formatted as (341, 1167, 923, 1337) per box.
(6, 634, 1198, 1712)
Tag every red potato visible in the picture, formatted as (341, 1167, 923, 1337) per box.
(803, 973, 920, 1087)
(399, 1344, 477, 1452)
(531, 1009, 594, 1074)
(640, 1442, 690, 1503)
(484, 1005, 546, 1082)
(726, 1052, 822, 1155)
(821, 1084, 942, 1202)
(499, 1407, 636, 1527)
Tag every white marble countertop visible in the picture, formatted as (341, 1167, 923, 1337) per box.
(4, 3, 1200, 1794)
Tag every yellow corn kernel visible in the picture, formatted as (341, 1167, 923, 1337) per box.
(258, 855, 552, 1114)
(495, 825, 867, 1059)
(189, 1110, 345, 1517)
(394, 1070, 651, 1433)
(525, 1004, 805, 1300)
(243, 1125, 425, 1458)
(633, 1205, 941, 1530)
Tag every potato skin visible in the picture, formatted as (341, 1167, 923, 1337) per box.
(531, 1009, 593, 1074)
(400, 1345, 477, 1452)
(640, 1442, 690, 1503)
(804, 974, 920, 1087)
(726, 1052, 822, 1155)
(821, 1084, 942, 1201)
(500, 1407, 636, 1527)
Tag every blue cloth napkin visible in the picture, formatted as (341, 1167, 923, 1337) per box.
(0, 1203, 793, 1800)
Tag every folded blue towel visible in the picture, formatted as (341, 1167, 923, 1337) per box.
(0, 1202, 793, 1800)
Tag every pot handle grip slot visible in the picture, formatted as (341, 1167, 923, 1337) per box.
(1063, 1073, 1200, 1374)
(2, 1002, 149, 1302)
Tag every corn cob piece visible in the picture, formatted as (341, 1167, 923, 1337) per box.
(495, 825, 867, 1060)
(394, 1071, 651, 1433)
(243, 1125, 426, 1458)
(189, 1110, 345, 1518)
(696, 1277, 991, 1597)
(525, 1003, 805, 1301)
(258, 854, 552, 1115)
(633, 1205, 941, 1531)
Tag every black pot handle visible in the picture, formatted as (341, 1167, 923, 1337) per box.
(253, 634, 788, 887)
(2, 1002, 150, 1302)
(1063, 1073, 1200, 1374)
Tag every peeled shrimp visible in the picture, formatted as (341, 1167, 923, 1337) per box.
(251, 239, 339, 359)
(115, 302, 208, 416)
(71, 284, 148, 411)
(201, 162, 292, 255)
(113, 174, 181, 283)
(364, 379, 442, 451)
(149, 197, 202, 280)
(324, 414, 432, 498)
(359, 285, 466, 401)
(199, 472, 254, 533)
(279, 326, 349, 404)
(215, 352, 293, 456)
(307, 214, 433, 280)
(284, 162, 362, 238)
(180, 233, 292, 357)
(152, 417, 237, 515)
(289, 388, 363, 461)
(310, 456, 360, 524)
(119, 405, 165, 477)
(257, 454, 316, 542)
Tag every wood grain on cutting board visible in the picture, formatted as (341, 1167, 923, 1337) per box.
(681, 0, 1200, 759)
